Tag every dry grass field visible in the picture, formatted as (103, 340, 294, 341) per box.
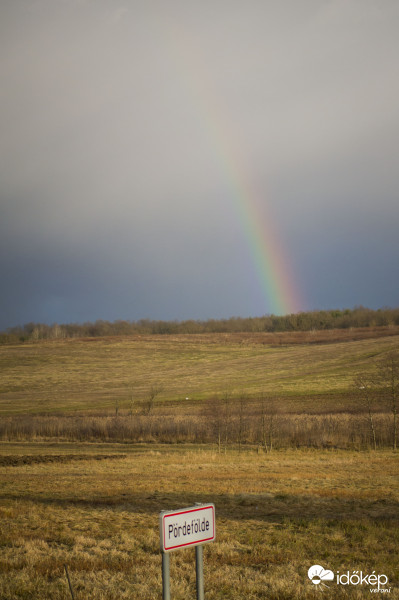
(1, 329, 398, 598)
(0, 443, 398, 599)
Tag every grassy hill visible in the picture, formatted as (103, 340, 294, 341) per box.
(0, 327, 398, 415)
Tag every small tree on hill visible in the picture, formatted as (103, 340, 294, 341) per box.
(144, 384, 164, 416)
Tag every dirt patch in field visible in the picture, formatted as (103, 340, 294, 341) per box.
(0, 454, 126, 467)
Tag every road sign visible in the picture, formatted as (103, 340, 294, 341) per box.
(160, 504, 215, 553)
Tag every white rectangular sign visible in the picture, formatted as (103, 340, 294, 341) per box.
(160, 504, 215, 553)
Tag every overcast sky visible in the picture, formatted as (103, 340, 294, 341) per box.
(1, 0, 398, 329)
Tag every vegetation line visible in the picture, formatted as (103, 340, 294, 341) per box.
(2, 306, 399, 343)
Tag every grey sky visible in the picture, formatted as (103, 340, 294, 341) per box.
(1, 1, 398, 329)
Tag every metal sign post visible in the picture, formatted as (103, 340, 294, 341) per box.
(159, 503, 215, 599)
(195, 545, 204, 600)
(162, 552, 171, 600)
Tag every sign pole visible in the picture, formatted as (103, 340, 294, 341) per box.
(195, 545, 204, 600)
(162, 552, 170, 600)
(160, 503, 215, 599)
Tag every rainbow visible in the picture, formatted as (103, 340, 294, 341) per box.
(162, 20, 303, 315)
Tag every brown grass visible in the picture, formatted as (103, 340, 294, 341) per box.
(0, 444, 398, 599)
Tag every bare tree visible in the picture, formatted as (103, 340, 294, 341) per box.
(202, 395, 223, 452)
(237, 395, 246, 453)
(259, 394, 269, 452)
(259, 394, 277, 452)
(222, 392, 232, 448)
(144, 384, 164, 416)
(354, 375, 377, 450)
(129, 392, 135, 418)
(127, 381, 141, 418)
(377, 352, 399, 451)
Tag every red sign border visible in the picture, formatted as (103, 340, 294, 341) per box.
(161, 504, 215, 552)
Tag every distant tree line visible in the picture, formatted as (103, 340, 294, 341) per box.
(1, 306, 399, 343)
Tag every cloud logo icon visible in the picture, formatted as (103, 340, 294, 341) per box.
(308, 565, 334, 588)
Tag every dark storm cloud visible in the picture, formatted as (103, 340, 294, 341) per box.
(1, 0, 399, 329)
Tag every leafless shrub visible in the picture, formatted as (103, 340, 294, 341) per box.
(0, 409, 394, 449)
